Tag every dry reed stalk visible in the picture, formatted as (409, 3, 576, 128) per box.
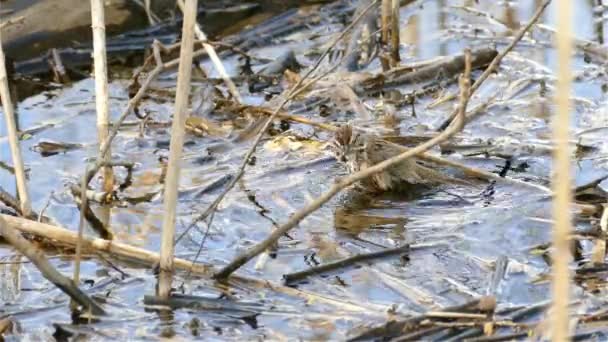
(158, 0, 199, 299)
(72, 0, 114, 299)
(0, 32, 31, 217)
(214, 50, 473, 279)
(175, 0, 242, 103)
(87, 0, 113, 286)
(0, 213, 211, 275)
(85, 41, 164, 185)
(0, 16, 25, 30)
(551, 0, 573, 339)
(380, 0, 392, 70)
(90, 0, 114, 195)
(381, 0, 391, 45)
(390, 0, 400, 63)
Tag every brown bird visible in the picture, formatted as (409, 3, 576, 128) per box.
(330, 125, 470, 192)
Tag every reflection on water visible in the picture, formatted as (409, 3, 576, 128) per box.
(404, 0, 602, 69)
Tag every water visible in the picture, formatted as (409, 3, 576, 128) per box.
(1, 0, 608, 339)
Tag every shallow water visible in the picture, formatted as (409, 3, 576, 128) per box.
(2, 0, 608, 340)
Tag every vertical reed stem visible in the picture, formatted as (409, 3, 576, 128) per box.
(381, 0, 391, 45)
(552, 0, 573, 340)
(90, 0, 113, 245)
(390, 0, 400, 63)
(158, 0, 199, 299)
(176, 0, 242, 103)
(91, 0, 114, 194)
(0, 32, 31, 217)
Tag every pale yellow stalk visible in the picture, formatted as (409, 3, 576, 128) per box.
(552, 0, 573, 340)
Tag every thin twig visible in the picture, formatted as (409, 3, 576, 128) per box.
(214, 49, 473, 279)
(38, 191, 54, 222)
(182, 211, 216, 286)
(0, 16, 25, 30)
(241, 105, 339, 132)
(73, 166, 89, 290)
(176, 0, 242, 103)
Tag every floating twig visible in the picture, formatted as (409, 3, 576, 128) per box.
(356, 48, 497, 93)
(283, 244, 409, 285)
(176, 0, 242, 103)
(143, 293, 261, 316)
(71, 184, 113, 240)
(348, 296, 496, 341)
(48, 49, 70, 84)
